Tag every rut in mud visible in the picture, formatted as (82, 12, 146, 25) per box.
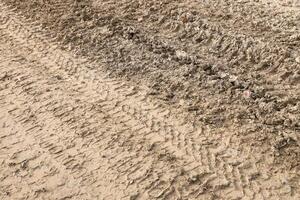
(0, 0, 299, 200)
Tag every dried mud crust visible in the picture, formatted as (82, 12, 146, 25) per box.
(0, 0, 299, 200)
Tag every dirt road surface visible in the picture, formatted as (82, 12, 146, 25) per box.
(0, 0, 299, 199)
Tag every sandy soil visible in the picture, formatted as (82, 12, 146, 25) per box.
(0, 0, 299, 199)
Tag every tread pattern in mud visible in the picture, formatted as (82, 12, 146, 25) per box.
(0, 1, 299, 200)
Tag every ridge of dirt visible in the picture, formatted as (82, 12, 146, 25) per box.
(0, 0, 299, 199)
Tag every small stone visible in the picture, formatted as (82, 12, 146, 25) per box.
(188, 174, 199, 183)
(243, 90, 252, 99)
(20, 160, 28, 169)
(295, 57, 300, 63)
(229, 75, 238, 83)
(179, 99, 185, 106)
(219, 72, 228, 79)
(175, 50, 188, 59)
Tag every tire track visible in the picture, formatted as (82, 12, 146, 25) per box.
(0, 111, 93, 200)
(3, 0, 299, 154)
(0, 2, 298, 200)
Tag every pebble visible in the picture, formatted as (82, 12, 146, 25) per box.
(243, 90, 252, 99)
(176, 50, 188, 59)
(229, 75, 238, 83)
(219, 72, 228, 79)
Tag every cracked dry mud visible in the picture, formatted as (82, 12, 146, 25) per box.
(0, 0, 299, 199)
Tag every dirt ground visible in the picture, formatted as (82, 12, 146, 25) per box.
(0, 0, 299, 199)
